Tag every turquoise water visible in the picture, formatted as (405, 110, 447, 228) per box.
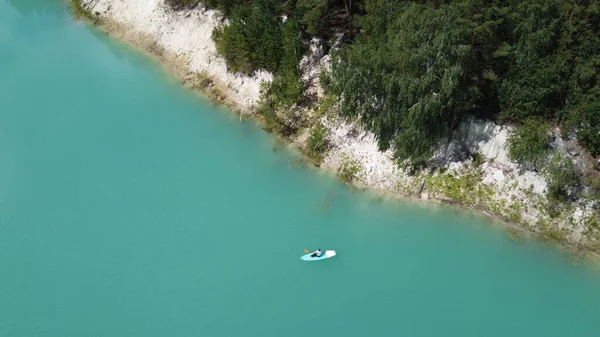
(2, 1, 600, 336)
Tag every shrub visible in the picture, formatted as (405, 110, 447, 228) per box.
(267, 19, 305, 107)
(589, 178, 600, 202)
(541, 224, 566, 242)
(256, 83, 296, 136)
(165, 0, 200, 10)
(507, 118, 550, 169)
(544, 153, 582, 202)
(326, 2, 479, 167)
(257, 104, 284, 134)
(472, 152, 485, 168)
(212, 0, 283, 74)
(202, 0, 243, 16)
(305, 122, 329, 163)
(338, 156, 361, 184)
(196, 71, 213, 89)
(70, 0, 95, 21)
(296, 0, 328, 36)
(316, 94, 337, 117)
(212, 6, 254, 74)
(562, 102, 600, 157)
(584, 215, 599, 229)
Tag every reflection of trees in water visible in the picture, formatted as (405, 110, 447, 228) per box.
(6, 0, 65, 17)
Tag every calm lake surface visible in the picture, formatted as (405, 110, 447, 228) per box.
(1, 1, 600, 336)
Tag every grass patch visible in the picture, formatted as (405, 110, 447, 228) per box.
(256, 104, 296, 137)
(508, 212, 523, 224)
(196, 71, 214, 89)
(540, 224, 567, 243)
(338, 155, 361, 184)
(507, 118, 550, 170)
(315, 94, 338, 117)
(584, 215, 599, 229)
(209, 87, 225, 101)
(426, 169, 482, 203)
(69, 0, 96, 21)
(256, 81, 300, 137)
(304, 122, 329, 164)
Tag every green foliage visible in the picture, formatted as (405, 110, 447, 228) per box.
(496, 0, 600, 141)
(316, 94, 338, 117)
(305, 122, 329, 163)
(257, 103, 284, 134)
(257, 81, 283, 134)
(69, 0, 96, 21)
(323, 0, 600, 165)
(427, 170, 483, 204)
(167, 0, 245, 14)
(540, 224, 566, 242)
(165, 0, 200, 10)
(212, 0, 283, 74)
(498, 0, 565, 121)
(296, 0, 328, 36)
(257, 82, 298, 137)
(338, 156, 361, 184)
(209, 86, 224, 101)
(556, 1, 600, 156)
(196, 71, 213, 89)
(543, 199, 562, 219)
(472, 152, 485, 168)
(266, 73, 303, 107)
(562, 102, 600, 157)
(202, 0, 243, 16)
(210, 1, 308, 112)
(266, 19, 305, 107)
(176, 0, 600, 163)
(327, 1, 481, 167)
(584, 215, 599, 229)
(544, 153, 582, 202)
(507, 118, 550, 169)
(588, 177, 600, 204)
(212, 9, 251, 74)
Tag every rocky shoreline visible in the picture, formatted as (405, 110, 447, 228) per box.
(75, 0, 600, 254)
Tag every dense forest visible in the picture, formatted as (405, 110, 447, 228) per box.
(168, 0, 600, 170)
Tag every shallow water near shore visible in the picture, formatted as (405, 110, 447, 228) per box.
(2, 1, 600, 336)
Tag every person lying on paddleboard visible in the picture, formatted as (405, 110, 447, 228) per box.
(310, 249, 322, 258)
